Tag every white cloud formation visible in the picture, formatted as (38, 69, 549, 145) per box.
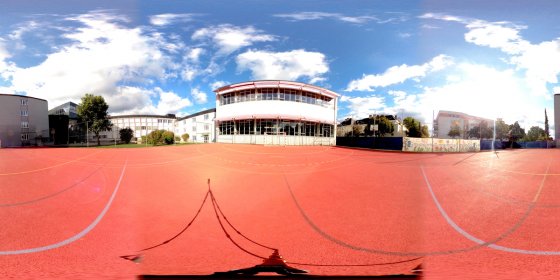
(149, 13, 196, 26)
(346, 54, 454, 91)
(236, 49, 329, 82)
(339, 95, 386, 119)
(341, 63, 547, 131)
(192, 24, 276, 55)
(190, 88, 208, 104)
(0, 11, 194, 114)
(211, 80, 228, 90)
(274, 12, 378, 24)
(422, 13, 560, 97)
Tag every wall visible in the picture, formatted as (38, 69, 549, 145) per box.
(403, 137, 480, 152)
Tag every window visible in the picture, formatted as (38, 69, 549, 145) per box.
(20, 99, 28, 105)
(204, 114, 209, 120)
(21, 134, 28, 140)
(192, 126, 196, 132)
(21, 121, 29, 128)
(204, 124, 209, 131)
(21, 110, 28, 116)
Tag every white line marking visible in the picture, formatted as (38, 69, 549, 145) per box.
(0, 160, 128, 255)
(421, 164, 560, 255)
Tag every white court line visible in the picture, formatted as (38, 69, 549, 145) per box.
(421, 164, 560, 255)
(0, 160, 128, 255)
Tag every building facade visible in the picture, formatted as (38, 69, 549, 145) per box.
(175, 109, 216, 143)
(434, 110, 493, 139)
(0, 94, 49, 147)
(105, 109, 216, 143)
(214, 80, 339, 145)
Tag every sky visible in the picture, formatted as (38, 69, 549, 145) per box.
(0, 0, 559, 136)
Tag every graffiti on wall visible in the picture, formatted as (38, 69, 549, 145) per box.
(403, 137, 480, 152)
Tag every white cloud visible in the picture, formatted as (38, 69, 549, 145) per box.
(107, 87, 192, 115)
(339, 95, 386, 119)
(236, 49, 329, 82)
(0, 11, 188, 113)
(192, 24, 276, 55)
(190, 88, 207, 104)
(185, 47, 205, 63)
(346, 54, 454, 91)
(149, 13, 196, 26)
(155, 88, 192, 114)
(274, 12, 378, 24)
(211, 80, 228, 90)
(424, 14, 560, 97)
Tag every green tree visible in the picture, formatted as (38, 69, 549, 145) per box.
(495, 119, 509, 140)
(509, 121, 525, 142)
(374, 116, 394, 137)
(119, 127, 134, 144)
(403, 117, 421, 137)
(420, 125, 430, 138)
(77, 94, 112, 146)
(162, 131, 175, 144)
(147, 129, 165, 145)
(448, 122, 462, 138)
(467, 121, 493, 139)
(525, 126, 546, 141)
(181, 133, 190, 142)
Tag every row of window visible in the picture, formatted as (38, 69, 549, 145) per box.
(219, 88, 333, 107)
(218, 119, 333, 137)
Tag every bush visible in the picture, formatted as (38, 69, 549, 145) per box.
(147, 130, 164, 145)
(119, 127, 134, 144)
(162, 131, 175, 144)
(175, 136, 181, 142)
(181, 133, 190, 142)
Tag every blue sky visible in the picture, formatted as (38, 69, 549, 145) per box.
(0, 0, 559, 135)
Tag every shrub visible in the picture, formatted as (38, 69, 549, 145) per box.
(119, 127, 134, 144)
(181, 133, 190, 142)
(162, 131, 175, 144)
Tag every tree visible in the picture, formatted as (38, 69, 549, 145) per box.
(467, 121, 492, 139)
(545, 109, 550, 139)
(495, 119, 509, 140)
(448, 122, 462, 138)
(119, 128, 134, 144)
(162, 131, 175, 144)
(181, 133, 190, 142)
(373, 116, 394, 137)
(147, 129, 165, 145)
(421, 125, 430, 138)
(403, 117, 421, 137)
(77, 94, 112, 146)
(525, 126, 546, 141)
(509, 121, 525, 142)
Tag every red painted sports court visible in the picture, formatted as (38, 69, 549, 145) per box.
(1, 144, 559, 279)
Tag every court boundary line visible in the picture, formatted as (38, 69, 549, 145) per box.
(0, 159, 128, 255)
(421, 163, 560, 255)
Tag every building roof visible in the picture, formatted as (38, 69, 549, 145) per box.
(177, 108, 216, 121)
(213, 80, 339, 99)
(0, 93, 47, 102)
(109, 108, 216, 121)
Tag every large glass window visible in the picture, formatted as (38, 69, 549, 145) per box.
(219, 88, 333, 107)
